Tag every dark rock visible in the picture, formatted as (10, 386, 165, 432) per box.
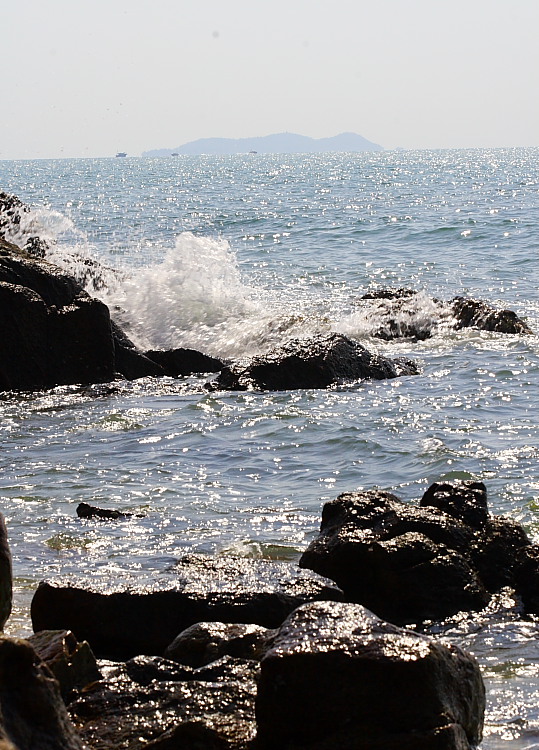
(513, 545, 539, 614)
(121, 654, 260, 687)
(26, 630, 101, 702)
(209, 333, 418, 391)
(299, 489, 489, 624)
(0, 192, 50, 258)
(0, 246, 115, 391)
(69, 657, 257, 750)
(76, 503, 133, 521)
(0, 636, 84, 750)
(255, 601, 485, 750)
(0, 514, 12, 631)
(471, 515, 531, 593)
(420, 480, 489, 529)
(145, 348, 225, 376)
(110, 320, 166, 379)
(451, 296, 532, 334)
(31, 554, 343, 659)
(360, 288, 419, 301)
(163, 622, 274, 667)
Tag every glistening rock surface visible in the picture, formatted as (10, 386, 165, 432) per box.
(256, 601, 485, 750)
(31, 554, 343, 659)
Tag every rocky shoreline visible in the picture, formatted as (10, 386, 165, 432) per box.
(1, 192, 537, 748)
(2, 478, 539, 748)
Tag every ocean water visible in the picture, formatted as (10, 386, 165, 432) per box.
(1, 149, 539, 747)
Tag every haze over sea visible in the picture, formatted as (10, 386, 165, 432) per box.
(1, 149, 539, 747)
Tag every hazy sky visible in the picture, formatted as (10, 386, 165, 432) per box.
(2, 0, 538, 159)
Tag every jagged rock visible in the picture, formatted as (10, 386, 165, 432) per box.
(256, 601, 485, 750)
(209, 333, 418, 391)
(513, 546, 539, 614)
(0, 192, 49, 258)
(0, 515, 11, 632)
(299, 487, 489, 624)
(145, 348, 224, 376)
(357, 288, 533, 340)
(69, 656, 257, 749)
(31, 555, 343, 659)
(300, 480, 534, 625)
(0, 636, 84, 750)
(163, 622, 274, 667)
(26, 630, 101, 702)
(0, 243, 115, 390)
(76, 503, 133, 521)
(451, 296, 533, 334)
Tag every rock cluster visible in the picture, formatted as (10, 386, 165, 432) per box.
(14, 479, 539, 748)
(300, 480, 533, 624)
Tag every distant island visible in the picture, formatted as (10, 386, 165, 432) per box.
(142, 132, 383, 157)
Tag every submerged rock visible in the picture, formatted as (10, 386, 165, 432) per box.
(300, 480, 531, 624)
(76, 503, 134, 521)
(31, 555, 343, 659)
(209, 333, 418, 391)
(256, 600, 485, 750)
(0, 514, 11, 631)
(0, 636, 84, 750)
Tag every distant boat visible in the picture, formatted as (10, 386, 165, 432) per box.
(249, 150, 257, 154)
(171, 153, 179, 157)
(116, 152, 127, 158)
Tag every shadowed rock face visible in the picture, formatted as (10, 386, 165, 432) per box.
(300, 480, 531, 625)
(163, 622, 274, 668)
(0, 515, 12, 631)
(0, 637, 84, 750)
(31, 555, 343, 660)
(209, 333, 418, 391)
(256, 601, 485, 750)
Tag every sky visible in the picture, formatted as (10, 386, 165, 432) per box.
(2, 0, 538, 159)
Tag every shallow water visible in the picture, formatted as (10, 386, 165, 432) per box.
(1, 149, 539, 746)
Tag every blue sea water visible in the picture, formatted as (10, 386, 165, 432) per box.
(1, 149, 539, 747)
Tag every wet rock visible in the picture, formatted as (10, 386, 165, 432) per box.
(420, 480, 489, 529)
(451, 296, 533, 335)
(69, 657, 257, 750)
(26, 629, 101, 702)
(0, 636, 84, 750)
(31, 554, 343, 659)
(300, 480, 535, 624)
(145, 348, 225, 376)
(299, 486, 491, 624)
(357, 287, 533, 340)
(0, 192, 49, 258)
(0, 245, 115, 391)
(76, 503, 133, 521)
(256, 600, 484, 750)
(164, 622, 274, 667)
(513, 545, 539, 614)
(209, 333, 418, 391)
(0, 515, 12, 631)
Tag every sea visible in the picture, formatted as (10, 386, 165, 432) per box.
(1, 149, 539, 747)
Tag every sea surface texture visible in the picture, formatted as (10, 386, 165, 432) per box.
(1, 150, 539, 747)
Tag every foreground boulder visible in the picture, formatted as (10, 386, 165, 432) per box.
(0, 636, 83, 750)
(209, 333, 418, 391)
(31, 554, 343, 659)
(0, 515, 12, 631)
(300, 480, 531, 624)
(256, 601, 485, 750)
